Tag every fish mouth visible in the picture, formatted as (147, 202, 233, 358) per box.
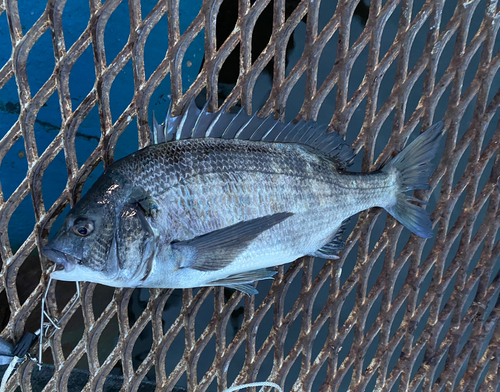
(42, 245, 78, 273)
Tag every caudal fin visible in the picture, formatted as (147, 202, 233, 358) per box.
(383, 122, 444, 238)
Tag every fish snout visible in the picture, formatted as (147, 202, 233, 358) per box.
(42, 245, 76, 272)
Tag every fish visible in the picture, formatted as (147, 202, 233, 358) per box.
(42, 100, 444, 295)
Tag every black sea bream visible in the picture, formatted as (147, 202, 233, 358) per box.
(42, 101, 443, 295)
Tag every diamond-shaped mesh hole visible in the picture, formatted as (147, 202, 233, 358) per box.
(225, 296, 245, 343)
(255, 304, 274, 350)
(61, 307, 84, 359)
(102, 361, 124, 390)
(405, 72, 426, 123)
(0, 289, 11, 331)
(408, 16, 431, 74)
(61, 1, 90, 49)
(74, 106, 101, 168)
(16, 252, 40, 305)
(197, 335, 215, 383)
(164, 327, 185, 380)
(97, 314, 120, 366)
(109, 61, 135, 124)
(338, 325, 354, 369)
(366, 294, 382, 335)
(162, 291, 183, 335)
(379, 4, 400, 59)
(311, 359, 329, 392)
(255, 346, 274, 384)
(390, 299, 407, 339)
(69, 45, 95, 105)
(283, 311, 302, 356)
(33, 93, 62, 153)
(113, 117, 139, 162)
(132, 321, 153, 371)
(0, 12, 10, 67)
(195, 290, 214, 340)
(25, 30, 54, 94)
(143, 12, 169, 80)
(387, 336, 404, 376)
(367, 250, 386, 294)
(104, 0, 130, 65)
(182, 33, 204, 93)
(283, 352, 301, 391)
(17, 2, 46, 33)
(0, 78, 19, 132)
(311, 272, 331, 322)
(41, 150, 67, 210)
(0, 135, 28, 201)
(283, 266, 302, 316)
(92, 284, 115, 321)
(128, 288, 149, 326)
(227, 340, 245, 386)
(8, 194, 36, 250)
(311, 317, 329, 361)
(284, 59, 307, 123)
(54, 280, 77, 314)
(68, 354, 90, 385)
(31, 363, 54, 392)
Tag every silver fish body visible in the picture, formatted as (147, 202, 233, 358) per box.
(43, 102, 443, 295)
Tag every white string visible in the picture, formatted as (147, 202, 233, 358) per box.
(0, 356, 18, 392)
(223, 382, 283, 392)
(38, 276, 81, 366)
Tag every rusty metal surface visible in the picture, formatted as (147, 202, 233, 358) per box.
(1, 0, 500, 391)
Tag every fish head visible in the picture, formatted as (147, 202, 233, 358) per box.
(42, 173, 156, 287)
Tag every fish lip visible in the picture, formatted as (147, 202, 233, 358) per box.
(42, 245, 77, 273)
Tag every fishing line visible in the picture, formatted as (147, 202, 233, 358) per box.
(223, 381, 282, 392)
(38, 276, 81, 366)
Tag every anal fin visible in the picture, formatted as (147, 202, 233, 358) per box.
(208, 268, 277, 296)
(311, 219, 349, 259)
(225, 284, 259, 296)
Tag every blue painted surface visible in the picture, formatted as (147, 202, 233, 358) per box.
(0, 0, 203, 248)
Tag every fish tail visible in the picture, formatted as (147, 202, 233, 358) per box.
(382, 122, 444, 238)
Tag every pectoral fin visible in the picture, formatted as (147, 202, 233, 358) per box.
(172, 212, 293, 271)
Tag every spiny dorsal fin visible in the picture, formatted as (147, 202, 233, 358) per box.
(152, 99, 355, 170)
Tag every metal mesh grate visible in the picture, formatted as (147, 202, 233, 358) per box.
(1, 0, 500, 391)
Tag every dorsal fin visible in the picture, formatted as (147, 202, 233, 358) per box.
(151, 99, 355, 170)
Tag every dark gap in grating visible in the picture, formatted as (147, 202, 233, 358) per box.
(69, 44, 96, 107)
(132, 321, 154, 372)
(8, 195, 36, 250)
(25, 30, 55, 94)
(97, 314, 120, 366)
(104, 0, 131, 65)
(16, 251, 41, 305)
(61, 1, 91, 50)
(194, 289, 214, 341)
(112, 117, 139, 162)
(164, 328, 185, 382)
(60, 306, 85, 359)
(0, 78, 19, 135)
(283, 352, 301, 391)
(283, 310, 302, 357)
(196, 336, 215, 384)
(0, 288, 11, 331)
(41, 149, 67, 211)
(109, 60, 135, 125)
(143, 12, 170, 81)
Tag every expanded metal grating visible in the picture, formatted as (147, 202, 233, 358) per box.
(1, 0, 500, 391)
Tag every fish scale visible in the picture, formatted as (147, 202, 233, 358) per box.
(43, 101, 444, 295)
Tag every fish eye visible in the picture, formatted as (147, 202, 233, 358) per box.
(73, 218, 94, 237)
